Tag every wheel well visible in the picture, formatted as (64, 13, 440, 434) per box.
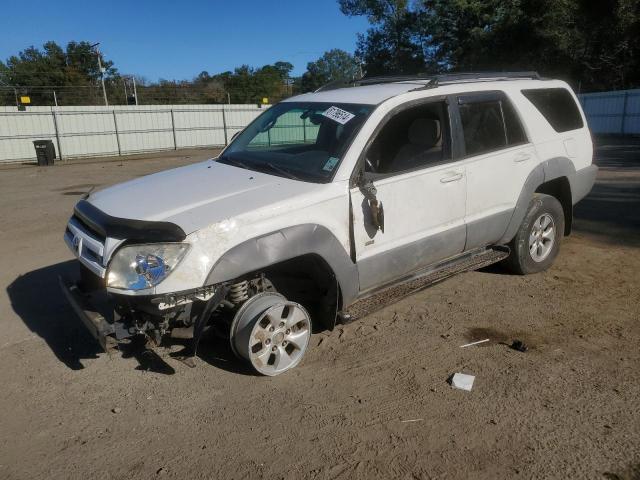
(535, 177, 572, 235)
(241, 254, 341, 331)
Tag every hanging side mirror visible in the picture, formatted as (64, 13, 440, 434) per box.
(359, 178, 385, 233)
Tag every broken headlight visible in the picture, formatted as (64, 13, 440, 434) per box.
(107, 243, 190, 290)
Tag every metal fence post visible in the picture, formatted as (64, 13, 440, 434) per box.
(302, 117, 307, 143)
(221, 108, 228, 145)
(621, 91, 629, 135)
(51, 107, 63, 161)
(112, 110, 122, 155)
(170, 109, 178, 150)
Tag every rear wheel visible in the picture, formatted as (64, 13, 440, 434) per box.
(230, 292, 312, 376)
(505, 193, 565, 275)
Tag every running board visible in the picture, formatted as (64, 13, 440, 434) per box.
(339, 247, 509, 323)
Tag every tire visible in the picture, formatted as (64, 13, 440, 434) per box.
(504, 193, 565, 275)
(230, 292, 312, 376)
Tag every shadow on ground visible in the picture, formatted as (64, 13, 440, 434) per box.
(6, 261, 254, 374)
(6, 261, 102, 370)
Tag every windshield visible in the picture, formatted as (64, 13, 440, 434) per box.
(218, 102, 374, 183)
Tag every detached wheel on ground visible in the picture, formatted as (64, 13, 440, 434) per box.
(230, 291, 312, 376)
(505, 193, 565, 275)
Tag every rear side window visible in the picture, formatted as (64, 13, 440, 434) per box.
(521, 88, 584, 132)
(458, 94, 527, 157)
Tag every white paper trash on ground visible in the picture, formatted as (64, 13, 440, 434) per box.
(451, 373, 475, 391)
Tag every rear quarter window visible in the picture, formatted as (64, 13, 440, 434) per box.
(521, 88, 584, 132)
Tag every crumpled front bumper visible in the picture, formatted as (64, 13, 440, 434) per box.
(58, 276, 118, 352)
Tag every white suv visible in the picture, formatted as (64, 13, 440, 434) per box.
(61, 72, 597, 375)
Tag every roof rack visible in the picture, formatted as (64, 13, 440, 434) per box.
(314, 74, 432, 92)
(314, 71, 541, 93)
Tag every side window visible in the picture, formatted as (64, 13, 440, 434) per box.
(459, 94, 527, 157)
(365, 101, 451, 175)
(521, 88, 584, 132)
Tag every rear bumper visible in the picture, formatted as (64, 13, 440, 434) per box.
(569, 164, 598, 205)
(58, 276, 117, 352)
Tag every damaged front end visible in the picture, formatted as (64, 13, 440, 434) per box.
(59, 200, 229, 360)
(59, 263, 278, 366)
(59, 263, 222, 355)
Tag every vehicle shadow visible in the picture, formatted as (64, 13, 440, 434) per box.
(6, 260, 102, 370)
(6, 260, 256, 375)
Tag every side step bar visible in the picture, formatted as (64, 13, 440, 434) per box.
(339, 247, 509, 323)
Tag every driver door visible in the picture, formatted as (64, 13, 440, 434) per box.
(350, 100, 467, 293)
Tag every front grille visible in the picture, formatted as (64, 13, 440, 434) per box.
(71, 214, 106, 242)
(64, 217, 107, 278)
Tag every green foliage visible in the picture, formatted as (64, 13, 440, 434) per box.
(186, 62, 293, 104)
(339, 0, 433, 76)
(0, 39, 294, 105)
(300, 49, 361, 92)
(340, 0, 640, 91)
(0, 40, 119, 105)
(422, 0, 640, 90)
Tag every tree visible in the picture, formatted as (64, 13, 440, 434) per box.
(339, 0, 431, 76)
(339, 0, 640, 91)
(421, 0, 640, 90)
(0, 40, 119, 105)
(301, 49, 361, 92)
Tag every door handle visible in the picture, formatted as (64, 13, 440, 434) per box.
(513, 152, 531, 163)
(440, 172, 463, 183)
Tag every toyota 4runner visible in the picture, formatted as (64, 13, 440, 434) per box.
(61, 72, 597, 375)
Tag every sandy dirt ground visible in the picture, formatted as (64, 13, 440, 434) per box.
(0, 141, 638, 480)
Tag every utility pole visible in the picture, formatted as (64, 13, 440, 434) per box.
(53, 90, 58, 107)
(132, 76, 138, 105)
(91, 42, 108, 106)
(355, 56, 364, 79)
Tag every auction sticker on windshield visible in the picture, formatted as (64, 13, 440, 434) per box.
(322, 106, 355, 125)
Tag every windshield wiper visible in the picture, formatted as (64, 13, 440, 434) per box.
(220, 156, 251, 170)
(261, 162, 301, 181)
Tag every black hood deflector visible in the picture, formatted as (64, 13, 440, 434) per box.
(73, 200, 186, 242)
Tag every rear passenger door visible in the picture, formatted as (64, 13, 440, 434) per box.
(454, 91, 537, 250)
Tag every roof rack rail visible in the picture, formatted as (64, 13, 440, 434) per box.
(314, 74, 433, 92)
(427, 71, 540, 87)
(314, 71, 541, 92)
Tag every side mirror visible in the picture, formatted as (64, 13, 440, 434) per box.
(359, 178, 385, 233)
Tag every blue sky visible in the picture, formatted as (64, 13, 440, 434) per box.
(0, 0, 370, 81)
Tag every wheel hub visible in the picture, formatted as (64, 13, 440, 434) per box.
(529, 213, 555, 262)
(229, 292, 311, 376)
(273, 331, 285, 344)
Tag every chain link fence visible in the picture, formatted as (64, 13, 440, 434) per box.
(0, 78, 290, 107)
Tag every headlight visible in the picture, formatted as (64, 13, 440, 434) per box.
(107, 243, 190, 290)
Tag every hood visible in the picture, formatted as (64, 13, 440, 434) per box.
(87, 160, 320, 234)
